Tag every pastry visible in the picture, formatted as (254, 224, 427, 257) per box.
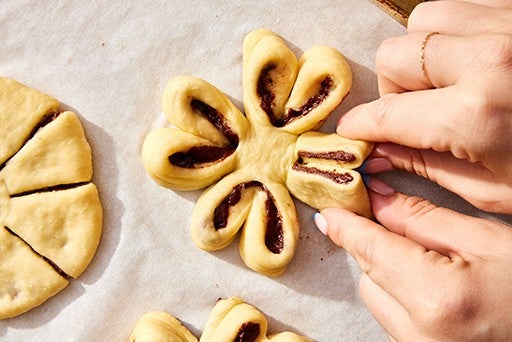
(142, 29, 372, 276)
(0, 77, 102, 319)
(129, 297, 311, 342)
(130, 310, 198, 342)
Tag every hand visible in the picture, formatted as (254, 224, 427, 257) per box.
(337, 0, 512, 213)
(317, 0, 512, 340)
(315, 189, 512, 341)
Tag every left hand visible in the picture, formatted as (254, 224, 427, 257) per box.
(315, 187, 512, 341)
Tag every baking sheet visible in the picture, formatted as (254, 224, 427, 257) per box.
(2, 1, 510, 340)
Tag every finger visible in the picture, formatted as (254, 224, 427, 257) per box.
(408, 1, 512, 35)
(359, 273, 420, 341)
(368, 190, 509, 258)
(337, 88, 463, 154)
(368, 143, 512, 214)
(318, 206, 453, 312)
(376, 32, 488, 93)
(455, 0, 512, 7)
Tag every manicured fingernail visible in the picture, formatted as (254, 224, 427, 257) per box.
(366, 177, 396, 196)
(359, 157, 394, 174)
(313, 212, 328, 236)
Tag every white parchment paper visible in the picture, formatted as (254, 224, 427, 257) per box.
(1, 1, 510, 340)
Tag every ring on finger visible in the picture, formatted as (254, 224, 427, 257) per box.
(420, 31, 439, 88)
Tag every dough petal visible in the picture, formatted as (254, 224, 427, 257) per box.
(243, 29, 298, 128)
(0, 111, 93, 195)
(142, 127, 237, 191)
(201, 297, 311, 342)
(0, 77, 59, 165)
(0, 227, 68, 320)
(286, 132, 372, 218)
(4, 184, 102, 278)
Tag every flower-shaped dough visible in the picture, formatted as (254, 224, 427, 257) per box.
(129, 297, 311, 342)
(142, 29, 372, 277)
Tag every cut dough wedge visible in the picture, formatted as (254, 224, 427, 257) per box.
(0, 77, 102, 319)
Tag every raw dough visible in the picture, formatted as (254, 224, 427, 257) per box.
(130, 310, 198, 342)
(142, 29, 371, 277)
(0, 77, 102, 319)
(129, 297, 311, 342)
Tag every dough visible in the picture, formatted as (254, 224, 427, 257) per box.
(201, 297, 312, 342)
(0, 77, 102, 319)
(129, 297, 311, 342)
(142, 29, 371, 277)
(130, 311, 198, 342)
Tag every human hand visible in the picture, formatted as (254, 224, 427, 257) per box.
(337, 0, 512, 213)
(315, 190, 512, 341)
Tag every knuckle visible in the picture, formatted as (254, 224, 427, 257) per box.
(352, 233, 376, 273)
(374, 93, 399, 130)
(418, 274, 478, 333)
(375, 37, 400, 76)
(480, 34, 512, 71)
(402, 196, 438, 222)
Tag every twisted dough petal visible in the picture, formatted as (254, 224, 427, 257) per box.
(163, 75, 248, 147)
(286, 132, 373, 218)
(243, 29, 352, 134)
(201, 297, 311, 342)
(142, 128, 237, 190)
(142, 75, 249, 190)
(190, 172, 299, 277)
(243, 29, 298, 128)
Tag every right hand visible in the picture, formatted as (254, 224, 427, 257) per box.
(337, 0, 512, 214)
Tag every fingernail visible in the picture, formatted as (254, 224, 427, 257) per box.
(358, 157, 394, 174)
(366, 177, 396, 196)
(313, 212, 328, 236)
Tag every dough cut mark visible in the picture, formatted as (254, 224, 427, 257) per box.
(0, 111, 61, 172)
(3, 226, 70, 280)
(9, 181, 90, 198)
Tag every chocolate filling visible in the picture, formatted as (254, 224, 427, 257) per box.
(298, 150, 356, 163)
(293, 162, 353, 184)
(257, 66, 333, 127)
(168, 100, 239, 169)
(257, 63, 277, 122)
(9, 182, 90, 198)
(214, 181, 261, 229)
(286, 76, 333, 121)
(263, 188, 284, 254)
(213, 181, 284, 254)
(234, 322, 260, 342)
(190, 99, 239, 146)
(168, 145, 235, 168)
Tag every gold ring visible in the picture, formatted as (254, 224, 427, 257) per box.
(420, 31, 439, 88)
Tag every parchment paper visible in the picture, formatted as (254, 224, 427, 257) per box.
(1, 1, 510, 341)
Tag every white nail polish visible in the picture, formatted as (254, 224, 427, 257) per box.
(313, 212, 328, 236)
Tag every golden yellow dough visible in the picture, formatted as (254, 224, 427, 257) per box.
(0, 226, 68, 320)
(201, 297, 311, 342)
(0, 111, 93, 195)
(0, 77, 59, 166)
(129, 298, 310, 342)
(3, 184, 102, 278)
(142, 29, 370, 276)
(130, 311, 198, 342)
(0, 77, 102, 319)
